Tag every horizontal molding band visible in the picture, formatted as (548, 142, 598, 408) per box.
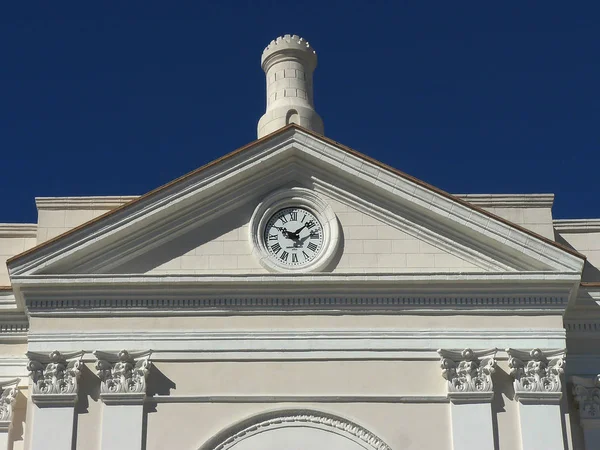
(565, 321, 600, 335)
(24, 295, 570, 314)
(455, 194, 555, 208)
(26, 329, 566, 357)
(147, 394, 449, 404)
(554, 219, 600, 233)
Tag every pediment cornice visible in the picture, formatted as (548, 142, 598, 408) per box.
(7, 126, 585, 280)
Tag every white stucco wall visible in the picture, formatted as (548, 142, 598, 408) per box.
(116, 193, 481, 274)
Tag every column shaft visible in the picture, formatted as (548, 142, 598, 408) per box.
(582, 425, 600, 450)
(0, 432, 8, 450)
(101, 404, 144, 450)
(30, 405, 75, 450)
(518, 403, 564, 450)
(450, 402, 494, 450)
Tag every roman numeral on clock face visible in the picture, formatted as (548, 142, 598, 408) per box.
(309, 231, 319, 239)
(269, 234, 278, 241)
(292, 253, 298, 263)
(302, 250, 309, 259)
(280, 251, 289, 261)
(279, 215, 288, 224)
(290, 211, 297, 221)
(307, 242, 318, 252)
(271, 243, 281, 254)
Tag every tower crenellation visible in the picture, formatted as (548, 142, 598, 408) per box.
(257, 34, 324, 138)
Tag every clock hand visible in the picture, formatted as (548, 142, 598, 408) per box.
(291, 220, 315, 235)
(273, 226, 291, 239)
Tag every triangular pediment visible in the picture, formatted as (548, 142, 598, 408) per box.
(7, 125, 585, 280)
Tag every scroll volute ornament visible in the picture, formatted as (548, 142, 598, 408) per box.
(438, 348, 497, 402)
(27, 351, 83, 397)
(572, 375, 600, 420)
(507, 348, 566, 402)
(94, 350, 152, 396)
(0, 379, 19, 424)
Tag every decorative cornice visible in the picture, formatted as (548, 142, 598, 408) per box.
(7, 128, 584, 278)
(554, 219, 600, 233)
(17, 273, 576, 316)
(0, 224, 37, 238)
(212, 414, 391, 450)
(94, 350, 151, 405)
(456, 194, 554, 209)
(27, 351, 83, 406)
(24, 294, 571, 314)
(0, 378, 19, 430)
(507, 348, 566, 403)
(35, 196, 138, 210)
(438, 348, 497, 403)
(565, 320, 600, 335)
(572, 375, 600, 420)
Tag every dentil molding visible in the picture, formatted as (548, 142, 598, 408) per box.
(0, 378, 19, 432)
(94, 350, 152, 405)
(438, 348, 497, 403)
(572, 375, 600, 421)
(27, 350, 83, 406)
(507, 348, 566, 403)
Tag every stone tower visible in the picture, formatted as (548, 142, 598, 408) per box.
(257, 35, 324, 138)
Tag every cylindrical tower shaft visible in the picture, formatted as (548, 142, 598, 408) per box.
(257, 35, 324, 138)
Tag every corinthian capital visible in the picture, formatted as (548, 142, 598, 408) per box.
(27, 351, 83, 406)
(93, 350, 151, 405)
(572, 375, 600, 420)
(507, 348, 566, 403)
(0, 378, 19, 432)
(438, 348, 497, 402)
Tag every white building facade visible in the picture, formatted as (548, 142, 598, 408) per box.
(1, 35, 599, 450)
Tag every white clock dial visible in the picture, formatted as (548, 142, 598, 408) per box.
(263, 207, 324, 267)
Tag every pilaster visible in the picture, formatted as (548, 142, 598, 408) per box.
(27, 350, 83, 450)
(572, 375, 600, 450)
(507, 348, 566, 450)
(438, 348, 497, 450)
(0, 379, 19, 450)
(94, 350, 151, 450)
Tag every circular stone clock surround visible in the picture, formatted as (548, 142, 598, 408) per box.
(249, 187, 340, 273)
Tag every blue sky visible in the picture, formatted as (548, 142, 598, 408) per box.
(1, 2, 598, 223)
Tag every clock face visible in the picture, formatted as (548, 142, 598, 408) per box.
(263, 207, 324, 267)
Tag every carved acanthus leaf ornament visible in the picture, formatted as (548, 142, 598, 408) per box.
(0, 379, 19, 422)
(438, 348, 497, 398)
(572, 375, 600, 420)
(27, 351, 83, 396)
(507, 348, 565, 400)
(94, 350, 151, 395)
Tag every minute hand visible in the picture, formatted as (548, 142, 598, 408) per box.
(292, 221, 314, 234)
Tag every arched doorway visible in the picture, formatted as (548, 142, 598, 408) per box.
(203, 412, 391, 450)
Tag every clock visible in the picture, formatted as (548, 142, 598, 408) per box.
(249, 188, 340, 273)
(263, 207, 324, 267)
